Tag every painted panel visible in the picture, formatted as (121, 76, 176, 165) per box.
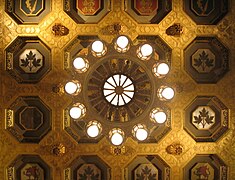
(184, 36, 229, 83)
(64, 0, 110, 23)
(183, 0, 228, 24)
(5, 36, 51, 83)
(5, 0, 51, 24)
(76, 0, 101, 15)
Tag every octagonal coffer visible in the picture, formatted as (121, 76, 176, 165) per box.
(183, 154, 228, 179)
(124, 0, 172, 24)
(63, 0, 111, 23)
(5, 0, 51, 24)
(7, 154, 51, 179)
(5, 96, 52, 143)
(5, 36, 51, 83)
(184, 96, 228, 142)
(64, 155, 110, 180)
(184, 36, 229, 83)
(183, 0, 228, 25)
(125, 155, 171, 179)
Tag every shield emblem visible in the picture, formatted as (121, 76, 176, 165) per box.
(77, 0, 101, 16)
(134, 0, 158, 16)
(20, 0, 44, 16)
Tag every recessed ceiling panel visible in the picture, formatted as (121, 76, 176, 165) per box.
(5, 96, 52, 143)
(183, 154, 228, 179)
(183, 0, 228, 25)
(64, 155, 110, 180)
(184, 36, 229, 83)
(7, 155, 51, 179)
(124, 0, 172, 24)
(5, 0, 51, 24)
(125, 155, 171, 179)
(184, 96, 228, 142)
(63, 0, 111, 23)
(5, 36, 51, 83)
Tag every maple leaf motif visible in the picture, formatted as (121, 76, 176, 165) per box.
(20, 50, 42, 71)
(193, 50, 214, 72)
(78, 166, 99, 180)
(193, 107, 214, 128)
(193, 115, 203, 124)
(21, 58, 29, 67)
(142, 166, 151, 174)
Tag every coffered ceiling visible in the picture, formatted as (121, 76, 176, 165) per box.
(0, 0, 235, 179)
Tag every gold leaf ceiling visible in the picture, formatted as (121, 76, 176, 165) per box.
(0, 0, 235, 179)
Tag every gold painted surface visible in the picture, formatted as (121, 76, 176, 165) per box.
(0, 0, 235, 179)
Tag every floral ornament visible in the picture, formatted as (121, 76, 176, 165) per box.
(193, 107, 214, 128)
(21, 50, 42, 71)
(136, 165, 157, 180)
(193, 50, 214, 72)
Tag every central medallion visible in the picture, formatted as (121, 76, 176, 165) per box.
(87, 58, 152, 123)
(103, 74, 135, 106)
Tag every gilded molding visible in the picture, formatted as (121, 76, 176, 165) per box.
(64, 168, 71, 180)
(5, 109, 14, 128)
(6, 167, 14, 180)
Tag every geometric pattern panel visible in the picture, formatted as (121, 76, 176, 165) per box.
(63, 0, 111, 23)
(64, 155, 110, 179)
(5, 0, 51, 24)
(5, 36, 51, 83)
(125, 155, 171, 179)
(184, 96, 229, 142)
(183, 0, 228, 25)
(5, 96, 52, 143)
(7, 154, 51, 179)
(183, 154, 228, 179)
(124, 0, 172, 24)
(184, 36, 229, 83)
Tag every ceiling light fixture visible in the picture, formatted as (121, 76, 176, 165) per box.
(64, 35, 174, 146)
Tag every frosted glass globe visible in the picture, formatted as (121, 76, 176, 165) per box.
(161, 87, 174, 100)
(65, 82, 78, 94)
(157, 63, 169, 75)
(87, 124, 100, 138)
(136, 128, 148, 141)
(73, 57, 86, 70)
(92, 40, 104, 53)
(116, 36, 129, 49)
(154, 111, 167, 123)
(111, 132, 124, 146)
(140, 44, 153, 57)
(69, 107, 82, 119)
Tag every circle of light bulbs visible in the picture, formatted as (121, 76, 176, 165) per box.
(65, 35, 175, 146)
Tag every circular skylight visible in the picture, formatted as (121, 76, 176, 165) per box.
(103, 74, 135, 106)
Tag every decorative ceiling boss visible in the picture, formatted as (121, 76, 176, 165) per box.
(63, 35, 175, 146)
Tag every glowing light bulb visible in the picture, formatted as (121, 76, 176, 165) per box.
(111, 132, 124, 146)
(154, 111, 167, 123)
(87, 124, 100, 138)
(140, 44, 153, 57)
(135, 128, 148, 141)
(69, 106, 82, 119)
(92, 40, 104, 53)
(73, 57, 86, 70)
(161, 87, 174, 100)
(65, 82, 78, 94)
(116, 36, 129, 49)
(157, 63, 169, 75)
